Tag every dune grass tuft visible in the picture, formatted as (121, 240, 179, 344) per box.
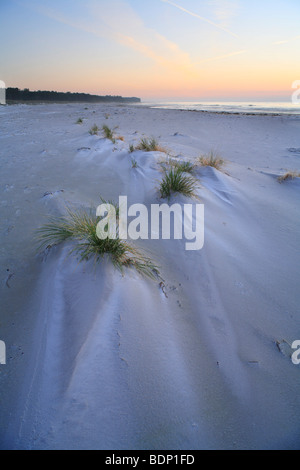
(159, 168, 199, 199)
(89, 124, 99, 135)
(36, 205, 160, 280)
(131, 157, 138, 168)
(277, 171, 300, 183)
(136, 137, 166, 153)
(162, 158, 195, 174)
(197, 151, 225, 170)
(76, 118, 83, 124)
(102, 124, 116, 143)
(101, 125, 124, 143)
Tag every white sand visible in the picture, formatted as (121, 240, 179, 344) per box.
(0, 103, 300, 450)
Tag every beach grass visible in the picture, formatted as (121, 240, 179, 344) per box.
(89, 124, 99, 135)
(102, 124, 116, 143)
(197, 151, 225, 170)
(159, 167, 199, 199)
(101, 125, 124, 143)
(76, 118, 83, 124)
(131, 157, 138, 168)
(277, 171, 300, 183)
(162, 158, 195, 174)
(36, 206, 160, 280)
(136, 137, 166, 153)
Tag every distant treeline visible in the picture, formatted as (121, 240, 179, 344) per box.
(6, 88, 141, 103)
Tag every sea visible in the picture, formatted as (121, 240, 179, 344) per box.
(143, 101, 300, 116)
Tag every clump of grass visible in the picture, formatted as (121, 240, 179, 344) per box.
(174, 161, 195, 173)
(102, 124, 114, 140)
(102, 124, 118, 144)
(159, 168, 199, 200)
(277, 171, 300, 183)
(163, 158, 195, 174)
(129, 144, 135, 153)
(89, 124, 99, 135)
(198, 151, 225, 170)
(101, 125, 124, 143)
(136, 137, 166, 153)
(131, 158, 138, 168)
(99, 197, 120, 219)
(76, 118, 83, 124)
(36, 204, 160, 280)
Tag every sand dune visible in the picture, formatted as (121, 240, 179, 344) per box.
(0, 103, 300, 449)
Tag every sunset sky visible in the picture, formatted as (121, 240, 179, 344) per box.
(1, 0, 299, 100)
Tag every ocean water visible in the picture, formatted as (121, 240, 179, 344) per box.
(144, 101, 300, 115)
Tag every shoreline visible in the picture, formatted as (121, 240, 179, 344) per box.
(3, 100, 300, 118)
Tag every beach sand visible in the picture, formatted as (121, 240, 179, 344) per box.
(0, 103, 300, 450)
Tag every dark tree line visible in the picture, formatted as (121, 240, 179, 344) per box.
(6, 88, 141, 103)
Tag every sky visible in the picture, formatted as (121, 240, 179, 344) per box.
(0, 0, 300, 101)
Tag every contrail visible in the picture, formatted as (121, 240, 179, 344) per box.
(161, 0, 238, 38)
(198, 50, 247, 65)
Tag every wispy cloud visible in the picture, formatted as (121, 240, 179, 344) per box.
(18, 0, 198, 77)
(209, 0, 240, 28)
(14, 0, 249, 78)
(161, 0, 238, 38)
(198, 49, 247, 64)
(273, 34, 300, 45)
(88, 0, 197, 75)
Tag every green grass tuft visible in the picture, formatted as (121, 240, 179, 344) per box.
(136, 137, 166, 153)
(162, 158, 195, 174)
(36, 204, 160, 280)
(159, 168, 199, 199)
(101, 124, 119, 144)
(76, 118, 83, 124)
(102, 124, 115, 141)
(131, 157, 138, 168)
(89, 124, 99, 135)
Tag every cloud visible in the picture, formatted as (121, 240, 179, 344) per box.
(88, 0, 196, 75)
(273, 35, 300, 46)
(161, 0, 238, 38)
(209, 0, 240, 27)
(15, 0, 248, 79)
(198, 49, 247, 64)
(19, 0, 198, 77)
